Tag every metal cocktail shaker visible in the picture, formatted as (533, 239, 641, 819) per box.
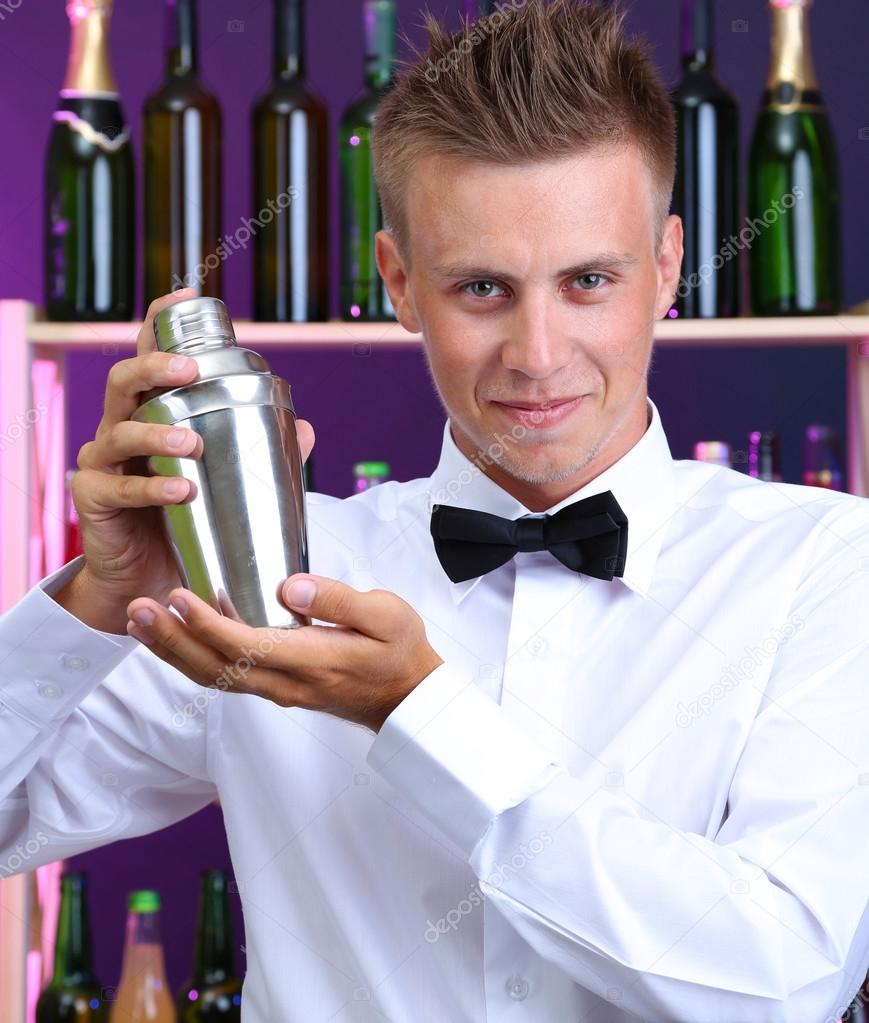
(132, 297, 310, 629)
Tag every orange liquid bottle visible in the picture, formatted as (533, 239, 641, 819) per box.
(109, 890, 176, 1022)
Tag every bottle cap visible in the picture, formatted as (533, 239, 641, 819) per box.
(153, 297, 237, 355)
(693, 441, 731, 465)
(353, 461, 391, 478)
(128, 890, 161, 913)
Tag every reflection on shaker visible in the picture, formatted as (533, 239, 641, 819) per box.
(132, 297, 310, 629)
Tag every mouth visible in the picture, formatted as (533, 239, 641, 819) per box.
(491, 395, 587, 428)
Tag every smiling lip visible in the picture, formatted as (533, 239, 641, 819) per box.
(492, 395, 586, 427)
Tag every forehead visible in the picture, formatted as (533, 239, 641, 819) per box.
(404, 145, 655, 267)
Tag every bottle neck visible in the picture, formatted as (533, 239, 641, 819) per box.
(766, 0, 817, 95)
(193, 874, 235, 984)
(122, 910, 166, 960)
(680, 0, 715, 71)
(52, 876, 95, 985)
(275, 0, 304, 79)
(166, 0, 198, 76)
(363, 0, 396, 89)
(62, 0, 118, 97)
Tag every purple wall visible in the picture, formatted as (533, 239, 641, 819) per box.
(0, 0, 866, 996)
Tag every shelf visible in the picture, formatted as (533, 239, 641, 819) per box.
(24, 312, 869, 351)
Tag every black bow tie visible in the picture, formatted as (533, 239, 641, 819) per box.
(430, 490, 629, 584)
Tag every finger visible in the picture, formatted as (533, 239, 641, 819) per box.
(296, 418, 315, 465)
(73, 466, 194, 515)
(280, 575, 403, 640)
(128, 598, 305, 705)
(137, 288, 198, 358)
(97, 349, 200, 438)
(78, 421, 202, 471)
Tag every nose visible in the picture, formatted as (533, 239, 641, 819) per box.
(499, 289, 573, 380)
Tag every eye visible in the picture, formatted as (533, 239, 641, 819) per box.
(461, 280, 507, 299)
(570, 273, 610, 291)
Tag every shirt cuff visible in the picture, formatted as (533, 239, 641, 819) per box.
(0, 557, 139, 727)
(366, 661, 562, 859)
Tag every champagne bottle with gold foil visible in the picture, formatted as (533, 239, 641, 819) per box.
(748, 0, 840, 316)
(252, 0, 329, 322)
(44, 0, 134, 321)
(144, 0, 222, 308)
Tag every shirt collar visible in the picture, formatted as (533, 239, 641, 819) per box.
(426, 397, 676, 604)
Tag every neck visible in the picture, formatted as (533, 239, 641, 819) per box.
(275, 0, 304, 78)
(166, 0, 197, 76)
(63, 0, 117, 95)
(451, 396, 651, 513)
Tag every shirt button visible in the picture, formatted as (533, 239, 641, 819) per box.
(60, 654, 90, 672)
(38, 682, 64, 700)
(505, 974, 529, 1001)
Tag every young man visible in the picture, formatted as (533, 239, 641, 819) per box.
(2, 2, 868, 1020)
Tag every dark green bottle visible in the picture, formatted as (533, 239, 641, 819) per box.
(44, 0, 134, 321)
(144, 0, 222, 308)
(339, 0, 397, 321)
(748, 0, 840, 316)
(35, 872, 108, 1022)
(671, 0, 740, 318)
(177, 870, 242, 1021)
(253, 0, 329, 322)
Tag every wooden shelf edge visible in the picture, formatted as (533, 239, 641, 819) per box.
(14, 306, 869, 350)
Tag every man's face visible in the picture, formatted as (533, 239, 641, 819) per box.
(376, 145, 683, 510)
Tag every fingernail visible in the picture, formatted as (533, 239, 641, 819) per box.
(170, 595, 189, 617)
(131, 607, 155, 627)
(168, 355, 192, 372)
(128, 623, 155, 646)
(166, 428, 188, 447)
(286, 578, 316, 609)
(164, 478, 186, 497)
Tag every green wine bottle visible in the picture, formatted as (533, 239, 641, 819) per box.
(44, 0, 134, 321)
(253, 0, 329, 322)
(35, 872, 108, 1022)
(339, 0, 397, 321)
(144, 0, 222, 308)
(748, 0, 840, 316)
(176, 870, 243, 1021)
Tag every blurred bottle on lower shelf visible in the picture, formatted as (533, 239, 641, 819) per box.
(747, 430, 782, 482)
(36, 872, 108, 1022)
(110, 890, 174, 1023)
(693, 440, 732, 467)
(353, 460, 391, 493)
(803, 424, 843, 490)
(177, 870, 242, 1021)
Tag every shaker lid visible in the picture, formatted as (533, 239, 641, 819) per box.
(154, 297, 237, 354)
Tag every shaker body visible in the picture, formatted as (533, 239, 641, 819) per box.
(147, 403, 310, 629)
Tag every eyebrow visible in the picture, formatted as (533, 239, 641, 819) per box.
(430, 252, 641, 282)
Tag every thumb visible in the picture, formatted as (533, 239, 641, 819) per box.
(281, 574, 397, 640)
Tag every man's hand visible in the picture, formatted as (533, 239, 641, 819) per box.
(125, 575, 445, 733)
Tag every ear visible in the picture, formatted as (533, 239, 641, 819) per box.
(653, 214, 684, 320)
(375, 230, 422, 334)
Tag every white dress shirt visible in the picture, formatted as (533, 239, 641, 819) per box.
(1, 397, 868, 1023)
